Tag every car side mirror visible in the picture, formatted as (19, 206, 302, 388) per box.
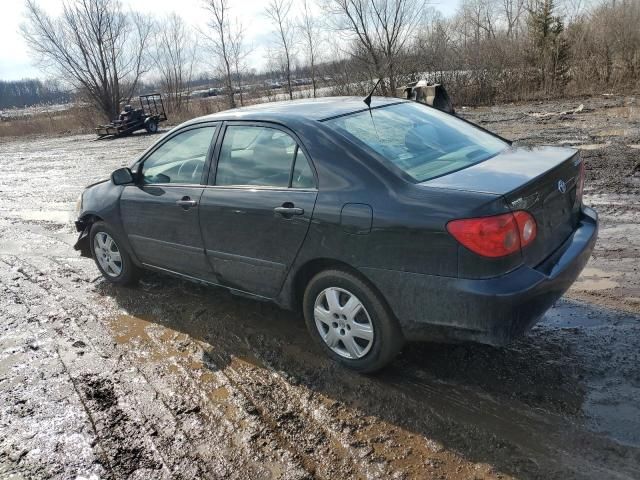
(111, 167, 134, 185)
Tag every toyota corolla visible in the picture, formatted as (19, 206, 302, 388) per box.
(74, 97, 598, 372)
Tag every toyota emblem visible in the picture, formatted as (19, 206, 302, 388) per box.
(557, 179, 567, 194)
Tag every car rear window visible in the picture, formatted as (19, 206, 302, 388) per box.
(324, 102, 507, 182)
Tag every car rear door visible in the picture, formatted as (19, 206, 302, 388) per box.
(120, 123, 218, 279)
(199, 122, 318, 297)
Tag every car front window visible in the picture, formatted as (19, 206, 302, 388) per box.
(141, 126, 216, 184)
(324, 102, 507, 182)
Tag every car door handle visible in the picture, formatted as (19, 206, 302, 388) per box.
(176, 196, 197, 209)
(274, 205, 304, 216)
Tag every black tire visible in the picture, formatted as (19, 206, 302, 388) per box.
(303, 269, 404, 373)
(89, 221, 139, 286)
(145, 119, 158, 133)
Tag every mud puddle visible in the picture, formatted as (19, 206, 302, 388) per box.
(572, 267, 621, 291)
(5, 209, 74, 224)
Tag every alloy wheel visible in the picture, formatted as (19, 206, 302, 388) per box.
(313, 287, 374, 359)
(93, 232, 123, 277)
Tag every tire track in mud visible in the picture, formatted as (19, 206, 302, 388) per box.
(380, 367, 638, 480)
(0, 256, 178, 479)
(0, 255, 251, 478)
(104, 316, 314, 480)
(206, 352, 369, 479)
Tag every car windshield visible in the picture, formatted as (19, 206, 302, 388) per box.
(324, 102, 507, 182)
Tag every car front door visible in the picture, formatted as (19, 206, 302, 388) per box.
(199, 123, 318, 297)
(120, 123, 218, 279)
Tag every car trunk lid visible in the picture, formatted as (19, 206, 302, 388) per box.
(421, 146, 583, 266)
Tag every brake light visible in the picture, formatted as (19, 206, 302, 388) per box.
(576, 160, 585, 205)
(446, 211, 537, 258)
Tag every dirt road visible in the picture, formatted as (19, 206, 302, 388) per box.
(1, 95, 639, 479)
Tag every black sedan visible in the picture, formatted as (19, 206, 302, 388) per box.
(74, 97, 598, 372)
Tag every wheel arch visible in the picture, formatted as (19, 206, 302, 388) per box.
(288, 258, 393, 316)
(79, 212, 104, 226)
(77, 214, 142, 267)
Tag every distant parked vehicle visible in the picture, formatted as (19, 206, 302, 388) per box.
(76, 97, 597, 372)
(95, 94, 167, 138)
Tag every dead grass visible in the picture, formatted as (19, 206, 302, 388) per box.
(0, 105, 100, 138)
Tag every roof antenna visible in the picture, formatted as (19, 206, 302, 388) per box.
(363, 78, 383, 140)
(363, 77, 382, 108)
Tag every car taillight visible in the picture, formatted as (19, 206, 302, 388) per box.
(446, 211, 537, 258)
(576, 160, 585, 205)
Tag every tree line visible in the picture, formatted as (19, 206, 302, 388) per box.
(0, 79, 71, 109)
(16, 0, 640, 120)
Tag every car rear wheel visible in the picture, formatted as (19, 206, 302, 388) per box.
(303, 269, 404, 373)
(145, 119, 158, 133)
(90, 222, 139, 285)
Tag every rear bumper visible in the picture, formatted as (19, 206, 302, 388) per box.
(362, 207, 598, 345)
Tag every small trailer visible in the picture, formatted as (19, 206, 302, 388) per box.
(96, 93, 167, 138)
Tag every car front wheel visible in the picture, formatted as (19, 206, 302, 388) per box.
(90, 222, 139, 285)
(303, 269, 404, 373)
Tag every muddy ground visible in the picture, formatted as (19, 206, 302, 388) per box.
(0, 95, 638, 480)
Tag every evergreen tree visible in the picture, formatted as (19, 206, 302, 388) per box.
(527, 0, 569, 93)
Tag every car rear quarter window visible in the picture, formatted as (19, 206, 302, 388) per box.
(291, 150, 315, 188)
(215, 125, 313, 188)
(324, 102, 507, 182)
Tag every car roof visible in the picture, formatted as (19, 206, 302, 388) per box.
(184, 96, 408, 125)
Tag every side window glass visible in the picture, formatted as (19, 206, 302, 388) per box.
(215, 126, 296, 187)
(291, 150, 315, 188)
(141, 126, 216, 184)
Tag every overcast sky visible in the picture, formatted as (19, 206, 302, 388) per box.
(0, 0, 460, 81)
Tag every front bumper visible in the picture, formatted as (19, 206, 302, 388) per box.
(362, 207, 599, 345)
(74, 219, 92, 258)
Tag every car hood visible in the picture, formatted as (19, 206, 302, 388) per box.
(85, 178, 110, 190)
(419, 146, 579, 195)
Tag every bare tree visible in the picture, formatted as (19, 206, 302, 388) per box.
(21, 0, 152, 120)
(299, 0, 321, 97)
(559, 0, 592, 23)
(228, 19, 250, 106)
(325, 0, 425, 95)
(461, 0, 499, 42)
(501, 0, 526, 37)
(203, 0, 236, 108)
(265, 0, 296, 100)
(152, 13, 197, 112)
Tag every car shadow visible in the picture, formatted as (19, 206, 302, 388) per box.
(98, 272, 602, 478)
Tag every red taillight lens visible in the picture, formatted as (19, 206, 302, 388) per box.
(446, 210, 537, 258)
(576, 160, 585, 205)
